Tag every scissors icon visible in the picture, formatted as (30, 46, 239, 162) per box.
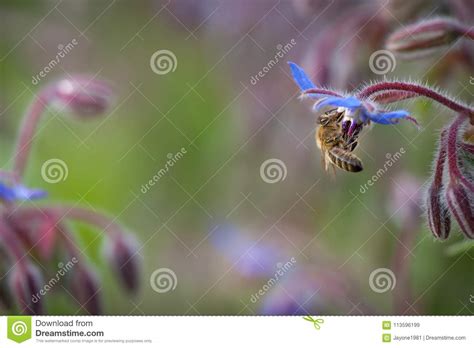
(303, 315, 324, 330)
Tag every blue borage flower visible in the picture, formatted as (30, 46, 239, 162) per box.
(288, 62, 418, 127)
(0, 182, 47, 202)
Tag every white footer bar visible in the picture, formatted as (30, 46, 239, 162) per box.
(0, 316, 471, 347)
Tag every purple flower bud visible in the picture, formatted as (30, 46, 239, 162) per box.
(425, 131, 451, 239)
(426, 186, 451, 239)
(446, 183, 474, 239)
(71, 266, 102, 315)
(51, 76, 113, 118)
(386, 17, 464, 56)
(105, 233, 141, 293)
(9, 263, 44, 314)
(0, 277, 15, 310)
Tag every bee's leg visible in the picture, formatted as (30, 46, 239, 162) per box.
(333, 135, 343, 144)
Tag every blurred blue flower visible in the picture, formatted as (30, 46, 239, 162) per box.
(260, 270, 324, 315)
(288, 62, 417, 127)
(0, 182, 47, 202)
(211, 224, 283, 278)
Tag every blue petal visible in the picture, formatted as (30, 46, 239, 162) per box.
(0, 182, 47, 202)
(366, 110, 411, 125)
(288, 62, 315, 91)
(304, 92, 336, 100)
(0, 182, 16, 202)
(314, 96, 362, 111)
(13, 185, 48, 201)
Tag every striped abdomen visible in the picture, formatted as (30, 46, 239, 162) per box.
(328, 147, 363, 172)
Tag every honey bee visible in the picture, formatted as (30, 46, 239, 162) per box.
(316, 109, 363, 173)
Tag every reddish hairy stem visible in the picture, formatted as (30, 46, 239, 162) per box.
(56, 222, 85, 262)
(27, 206, 124, 238)
(13, 92, 50, 180)
(0, 170, 15, 181)
(357, 82, 474, 117)
(370, 91, 418, 104)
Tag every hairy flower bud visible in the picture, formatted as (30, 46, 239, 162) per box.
(426, 185, 451, 239)
(71, 266, 102, 315)
(0, 276, 15, 310)
(446, 183, 474, 239)
(386, 17, 464, 56)
(9, 263, 44, 314)
(425, 130, 451, 239)
(105, 233, 140, 293)
(51, 76, 113, 118)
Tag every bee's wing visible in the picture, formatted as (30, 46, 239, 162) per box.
(321, 151, 337, 180)
(320, 150, 326, 171)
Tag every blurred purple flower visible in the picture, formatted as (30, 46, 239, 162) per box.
(388, 174, 423, 314)
(211, 224, 283, 278)
(260, 270, 322, 315)
(388, 173, 423, 229)
(259, 268, 364, 315)
(386, 17, 473, 57)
